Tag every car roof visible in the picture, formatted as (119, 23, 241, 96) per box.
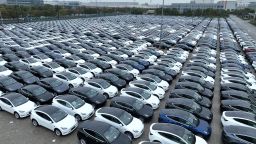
(98, 107, 125, 118)
(123, 87, 144, 93)
(225, 111, 256, 121)
(35, 105, 59, 115)
(23, 84, 41, 90)
(55, 95, 78, 102)
(131, 80, 151, 85)
(152, 123, 188, 137)
(2, 92, 24, 101)
(88, 78, 107, 84)
(112, 96, 137, 104)
(79, 120, 110, 135)
(224, 126, 256, 138)
(160, 109, 192, 119)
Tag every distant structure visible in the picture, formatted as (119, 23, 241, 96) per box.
(84, 2, 139, 8)
(168, 1, 237, 13)
(237, 0, 256, 9)
(5, 0, 43, 5)
(248, 2, 256, 10)
(192, 0, 214, 4)
(44, 0, 81, 7)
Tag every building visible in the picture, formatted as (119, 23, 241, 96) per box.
(4, 0, 43, 5)
(45, 1, 81, 7)
(192, 0, 214, 4)
(248, 2, 256, 10)
(217, 1, 237, 10)
(237, 0, 256, 8)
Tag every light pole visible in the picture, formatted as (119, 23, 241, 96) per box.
(159, 0, 164, 41)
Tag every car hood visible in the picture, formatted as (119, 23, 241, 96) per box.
(16, 101, 35, 112)
(198, 97, 212, 108)
(112, 133, 131, 144)
(126, 118, 144, 132)
(55, 114, 77, 128)
(55, 83, 69, 93)
(75, 103, 94, 114)
(199, 107, 213, 121)
(25, 77, 39, 84)
(137, 105, 153, 118)
(38, 92, 54, 102)
(195, 119, 211, 136)
(7, 83, 23, 91)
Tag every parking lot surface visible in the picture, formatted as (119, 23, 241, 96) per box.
(0, 15, 256, 144)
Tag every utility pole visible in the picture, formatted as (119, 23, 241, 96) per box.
(159, 0, 164, 41)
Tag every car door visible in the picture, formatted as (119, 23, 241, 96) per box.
(89, 82, 101, 91)
(158, 132, 187, 144)
(35, 112, 54, 130)
(83, 129, 106, 144)
(56, 100, 75, 116)
(0, 98, 14, 113)
(116, 102, 133, 114)
(101, 114, 125, 132)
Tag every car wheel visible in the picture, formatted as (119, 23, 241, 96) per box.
(54, 129, 62, 136)
(103, 93, 109, 99)
(32, 119, 38, 127)
(75, 114, 82, 121)
(14, 112, 20, 119)
(0, 106, 2, 111)
(80, 138, 86, 144)
(125, 132, 133, 140)
(69, 84, 74, 88)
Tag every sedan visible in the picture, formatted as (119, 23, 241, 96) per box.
(67, 67, 94, 81)
(30, 105, 78, 136)
(0, 93, 35, 118)
(53, 71, 84, 88)
(136, 74, 169, 91)
(105, 68, 134, 82)
(110, 96, 153, 121)
(29, 66, 53, 78)
(77, 120, 131, 144)
(37, 78, 69, 94)
(10, 70, 39, 84)
(95, 73, 126, 90)
(78, 62, 103, 75)
(52, 95, 94, 121)
(0, 76, 23, 92)
(42, 62, 65, 73)
(95, 107, 144, 139)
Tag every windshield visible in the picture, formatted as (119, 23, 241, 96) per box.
(110, 75, 119, 81)
(133, 100, 144, 110)
(84, 89, 98, 98)
(49, 62, 60, 68)
(119, 112, 133, 125)
(50, 109, 68, 122)
(183, 130, 196, 144)
(104, 126, 120, 143)
(27, 58, 37, 63)
(2, 78, 16, 86)
(148, 83, 157, 90)
(193, 103, 202, 113)
(51, 80, 62, 87)
(21, 72, 33, 79)
(76, 68, 87, 74)
(69, 97, 85, 109)
(100, 80, 111, 88)
(141, 90, 151, 99)
(64, 73, 76, 80)
(11, 96, 28, 107)
(150, 75, 161, 83)
(33, 87, 46, 96)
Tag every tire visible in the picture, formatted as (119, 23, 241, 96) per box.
(69, 84, 74, 88)
(80, 138, 86, 144)
(14, 112, 20, 119)
(125, 132, 133, 140)
(0, 106, 2, 111)
(75, 114, 82, 121)
(32, 119, 38, 127)
(54, 129, 62, 136)
(103, 93, 109, 99)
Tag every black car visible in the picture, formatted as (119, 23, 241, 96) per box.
(37, 78, 69, 95)
(142, 69, 173, 82)
(5, 61, 30, 71)
(2, 54, 20, 62)
(221, 83, 251, 93)
(170, 89, 212, 108)
(75, 53, 94, 61)
(184, 66, 215, 78)
(95, 73, 126, 89)
(149, 65, 178, 76)
(77, 120, 131, 144)
(221, 90, 250, 101)
(166, 98, 213, 122)
(29, 66, 53, 78)
(221, 99, 256, 113)
(45, 52, 64, 60)
(128, 57, 150, 68)
(88, 59, 112, 70)
(110, 96, 153, 121)
(55, 58, 77, 68)
(0, 76, 23, 92)
(105, 68, 134, 82)
(69, 86, 107, 107)
(18, 84, 54, 105)
(179, 75, 214, 90)
(223, 126, 256, 144)
(175, 81, 213, 99)
(10, 70, 39, 84)
(15, 51, 31, 58)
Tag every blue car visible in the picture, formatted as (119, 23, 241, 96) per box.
(158, 109, 211, 138)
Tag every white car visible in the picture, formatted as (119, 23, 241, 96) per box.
(84, 79, 118, 98)
(182, 71, 214, 84)
(52, 95, 94, 121)
(53, 71, 84, 88)
(221, 111, 256, 129)
(221, 72, 256, 84)
(0, 58, 7, 66)
(221, 68, 255, 79)
(66, 67, 94, 81)
(78, 63, 102, 75)
(114, 64, 140, 76)
(0, 93, 36, 118)
(121, 87, 160, 109)
(95, 107, 144, 139)
(149, 123, 207, 144)
(136, 74, 169, 91)
(42, 62, 65, 73)
(30, 105, 78, 136)
(97, 56, 118, 66)
(32, 54, 52, 63)
(129, 80, 165, 99)
(0, 66, 12, 77)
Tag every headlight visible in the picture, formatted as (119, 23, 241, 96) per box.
(133, 130, 139, 133)
(61, 127, 68, 130)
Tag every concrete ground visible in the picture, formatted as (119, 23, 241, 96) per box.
(0, 16, 254, 144)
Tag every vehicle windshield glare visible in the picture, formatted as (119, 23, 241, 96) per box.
(104, 126, 120, 143)
(50, 109, 68, 122)
(11, 96, 28, 107)
(69, 97, 85, 109)
(119, 111, 133, 125)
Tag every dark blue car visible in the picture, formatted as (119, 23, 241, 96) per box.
(158, 109, 211, 138)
